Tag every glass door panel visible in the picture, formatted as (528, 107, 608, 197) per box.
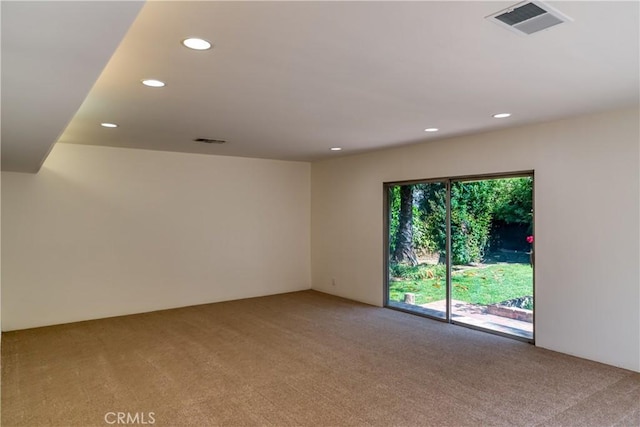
(387, 182, 448, 320)
(449, 177, 534, 339)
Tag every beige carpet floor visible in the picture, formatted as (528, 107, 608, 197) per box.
(2, 290, 639, 426)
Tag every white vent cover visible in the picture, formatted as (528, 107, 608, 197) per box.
(486, 1, 572, 35)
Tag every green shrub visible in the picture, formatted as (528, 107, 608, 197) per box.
(389, 177, 533, 266)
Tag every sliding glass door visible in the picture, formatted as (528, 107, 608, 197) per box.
(385, 174, 534, 341)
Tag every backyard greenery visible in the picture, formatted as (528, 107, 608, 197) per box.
(389, 263, 533, 307)
(389, 177, 533, 265)
(388, 176, 534, 315)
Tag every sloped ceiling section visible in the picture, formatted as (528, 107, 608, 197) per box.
(1, 1, 144, 173)
(2, 1, 639, 172)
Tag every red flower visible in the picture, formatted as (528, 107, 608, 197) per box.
(526, 235, 534, 244)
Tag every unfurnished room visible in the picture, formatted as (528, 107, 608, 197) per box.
(1, 1, 639, 426)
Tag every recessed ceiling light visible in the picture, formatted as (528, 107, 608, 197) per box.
(330, 147, 342, 151)
(182, 38, 212, 50)
(141, 79, 166, 88)
(424, 128, 439, 132)
(493, 113, 511, 118)
(100, 123, 118, 128)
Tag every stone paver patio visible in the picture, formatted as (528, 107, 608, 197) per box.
(422, 299, 533, 339)
(388, 299, 533, 340)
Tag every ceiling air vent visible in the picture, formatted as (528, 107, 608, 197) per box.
(194, 138, 226, 144)
(486, 1, 572, 35)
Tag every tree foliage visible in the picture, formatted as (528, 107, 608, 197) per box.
(492, 177, 533, 229)
(389, 177, 532, 265)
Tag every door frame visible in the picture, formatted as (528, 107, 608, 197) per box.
(383, 170, 535, 343)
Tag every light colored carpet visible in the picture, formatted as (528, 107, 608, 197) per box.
(2, 290, 639, 426)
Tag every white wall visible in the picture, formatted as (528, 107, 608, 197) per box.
(311, 108, 640, 372)
(3, 109, 638, 372)
(2, 143, 311, 330)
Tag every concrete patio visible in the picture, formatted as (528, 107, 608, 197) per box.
(388, 299, 533, 340)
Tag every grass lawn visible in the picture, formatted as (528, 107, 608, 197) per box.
(389, 263, 533, 306)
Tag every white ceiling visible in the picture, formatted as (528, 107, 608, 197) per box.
(2, 1, 639, 173)
(1, 0, 145, 172)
